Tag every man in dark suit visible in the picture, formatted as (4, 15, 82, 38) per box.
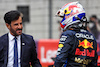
(0, 10, 42, 67)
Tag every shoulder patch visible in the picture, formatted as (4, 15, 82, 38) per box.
(59, 35, 67, 44)
(60, 36, 67, 41)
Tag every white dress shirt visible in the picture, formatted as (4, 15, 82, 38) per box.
(7, 32, 21, 67)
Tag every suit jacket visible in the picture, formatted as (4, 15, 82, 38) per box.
(0, 33, 42, 67)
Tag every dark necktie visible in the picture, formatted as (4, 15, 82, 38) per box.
(14, 37, 18, 67)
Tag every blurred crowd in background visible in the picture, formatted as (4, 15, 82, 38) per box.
(87, 15, 100, 40)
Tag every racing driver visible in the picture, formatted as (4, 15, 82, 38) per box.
(54, 1, 98, 67)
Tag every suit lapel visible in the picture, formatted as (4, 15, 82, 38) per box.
(3, 33, 9, 66)
(20, 34, 25, 66)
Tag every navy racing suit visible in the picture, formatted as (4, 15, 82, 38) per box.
(54, 29, 98, 67)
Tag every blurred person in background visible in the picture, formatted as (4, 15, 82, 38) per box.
(54, 1, 98, 67)
(0, 10, 41, 67)
(87, 15, 100, 39)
